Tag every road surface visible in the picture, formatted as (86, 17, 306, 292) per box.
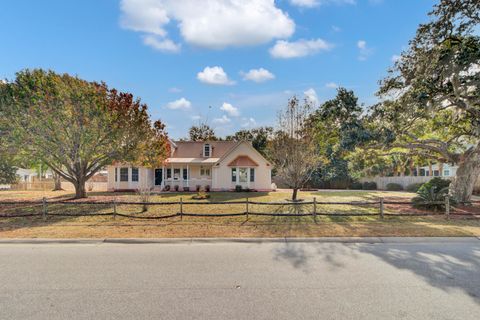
(0, 238, 479, 319)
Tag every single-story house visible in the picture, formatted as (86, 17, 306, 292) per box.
(107, 140, 273, 191)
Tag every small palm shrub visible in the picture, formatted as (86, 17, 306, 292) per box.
(386, 183, 403, 191)
(412, 178, 452, 210)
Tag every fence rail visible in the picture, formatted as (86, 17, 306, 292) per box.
(1, 197, 479, 220)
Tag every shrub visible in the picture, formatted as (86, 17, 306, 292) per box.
(405, 183, 423, 193)
(349, 181, 363, 190)
(362, 181, 377, 190)
(419, 177, 451, 193)
(174, 185, 179, 192)
(196, 185, 201, 192)
(183, 186, 190, 192)
(235, 185, 243, 192)
(163, 185, 170, 192)
(205, 185, 211, 192)
(412, 178, 452, 210)
(386, 183, 403, 191)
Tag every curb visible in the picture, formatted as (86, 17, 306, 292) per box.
(0, 237, 478, 244)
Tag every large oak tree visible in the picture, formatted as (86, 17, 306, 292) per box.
(0, 69, 167, 198)
(370, 0, 480, 202)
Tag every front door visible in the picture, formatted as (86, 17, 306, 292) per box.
(155, 169, 163, 186)
(238, 168, 248, 188)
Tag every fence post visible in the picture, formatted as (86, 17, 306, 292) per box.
(246, 197, 249, 219)
(380, 198, 384, 219)
(313, 197, 317, 217)
(445, 195, 450, 220)
(113, 198, 117, 220)
(180, 197, 183, 220)
(42, 197, 47, 221)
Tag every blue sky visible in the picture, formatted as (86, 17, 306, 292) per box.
(0, 0, 436, 138)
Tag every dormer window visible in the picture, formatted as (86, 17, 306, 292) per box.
(203, 143, 211, 157)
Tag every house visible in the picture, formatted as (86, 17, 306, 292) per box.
(413, 163, 458, 177)
(107, 140, 273, 191)
(15, 168, 54, 182)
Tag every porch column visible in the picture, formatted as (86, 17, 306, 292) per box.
(187, 165, 189, 188)
(162, 165, 165, 188)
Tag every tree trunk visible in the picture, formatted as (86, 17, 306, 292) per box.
(292, 188, 298, 201)
(451, 151, 480, 203)
(74, 178, 87, 199)
(52, 172, 63, 191)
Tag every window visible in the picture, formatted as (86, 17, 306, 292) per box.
(183, 168, 188, 180)
(120, 168, 128, 182)
(204, 144, 211, 157)
(444, 170, 450, 176)
(239, 168, 248, 183)
(250, 168, 255, 182)
(166, 168, 172, 179)
(200, 166, 210, 177)
(131, 167, 139, 182)
(115, 168, 118, 182)
(433, 170, 440, 177)
(231, 168, 237, 182)
(174, 168, 180, 180)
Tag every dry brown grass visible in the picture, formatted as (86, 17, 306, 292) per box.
(0, 190, 479, 238)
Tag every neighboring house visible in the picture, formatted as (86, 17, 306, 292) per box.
(413, 163, 458, 177)
(15, 168, 53, 182)
(107, 140, 273, 191)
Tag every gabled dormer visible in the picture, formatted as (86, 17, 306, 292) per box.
(203, 143, 211, 157)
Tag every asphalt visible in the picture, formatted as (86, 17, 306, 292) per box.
(0, 238, 479, 319)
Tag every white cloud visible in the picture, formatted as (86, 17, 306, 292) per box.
(325, 82, 338, 89)
(220, 102, 240, 117)
(290, 0, 356, 8)
(213, 115, 231, 124)
(357, 40, 367, 50)
(241, 117, 257, 128)
(304, 88, 319, 105)
(166, 97, 191, 110)
(120, 0, 295, 50)
(241, 68, 275, 83)
(197, 66, 235, 85)
(357, 40, 373, 61)
(290, 0, 319, 7)
(270, 38, 333, 59)
(168, 87, 182, 93)
(143, 35, 181, 52)
(331, 25, 341, 32)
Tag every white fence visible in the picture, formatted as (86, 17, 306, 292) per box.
(360, 176, 453, 190)
(360, 176, 480, 192)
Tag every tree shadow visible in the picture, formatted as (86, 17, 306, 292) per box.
(271, 238, 480, 302)
(358, 241, 480, 302)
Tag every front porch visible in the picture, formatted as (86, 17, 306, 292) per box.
(155, 163, 214, 191)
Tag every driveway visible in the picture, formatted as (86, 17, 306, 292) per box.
(0, 238, 479, 319)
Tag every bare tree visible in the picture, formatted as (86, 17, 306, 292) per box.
(269, 97, 322, 201)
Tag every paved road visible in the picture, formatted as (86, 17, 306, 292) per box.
(0, 239, 479, 320)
